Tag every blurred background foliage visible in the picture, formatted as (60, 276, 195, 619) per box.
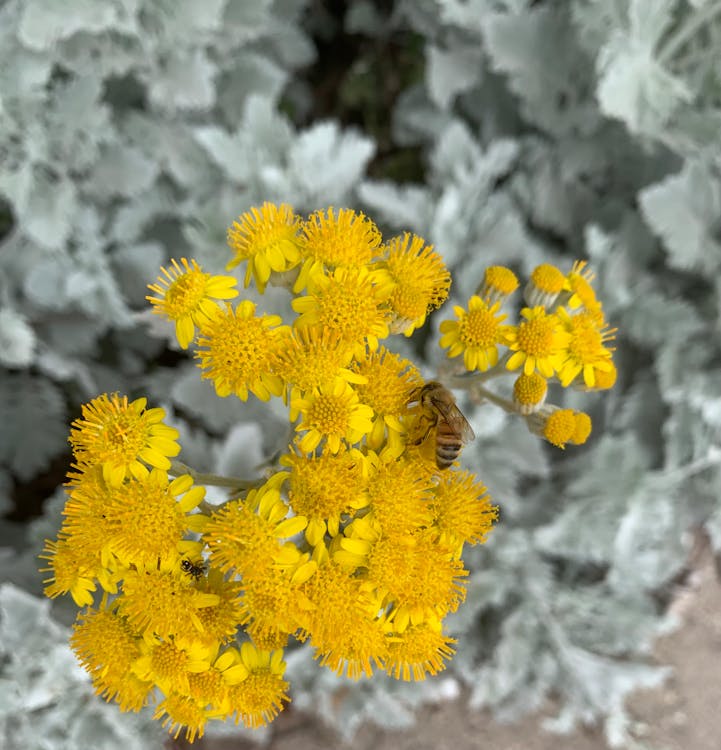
(2, 0, 721, 748)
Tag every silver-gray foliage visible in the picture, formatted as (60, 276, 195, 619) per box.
(2, 0, 721, 748)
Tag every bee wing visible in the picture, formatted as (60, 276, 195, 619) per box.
(429, 394, 475, 443)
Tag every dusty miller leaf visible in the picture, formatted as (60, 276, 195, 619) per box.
(426, 43, 484, 110)
(0, 374, 67, 480)
(0, 307, 36, 368)
(639, 160, 721, 272)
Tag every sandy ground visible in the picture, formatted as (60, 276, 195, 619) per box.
(195, 550, 721, 750)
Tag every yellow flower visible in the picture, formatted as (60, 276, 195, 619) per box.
(68, 469, 205, 572)
(190, 569, 246, 646)
(272, 327, 364, 415)
(195, 300, 287, 401)
(40, 533, 100, 606)
(70, 605, 152, 712)
(69, 393, 180, 486)
(439, 296, 508, 372)
(512, 372, 548, 414)
(527, 406, 592, 449)
(203, 477, 307, 579)
(505, 306, 571, 377)
(384, 616, 456, 681)
(477, 265, 519, 304)
(154, 693, 212, 744)
(351, 347, 423, 453)
(282, 449, 369, 546)
(147, 258, 239, 349)
(377, 233, 451, 336)
(563, 260, 601, 311)
(555, 307, 616, 388)
(294, 207, 383, 292)
(292, 266, 393, 358)
(227, 202, 302, 291)
(292, 378, 374, 454)
(118, 567, 221, 639)
(430, 470, 497, 555)
(298, 549, 388, 679)
(524, 263, 565, 308)
(225, 644, 290, 728)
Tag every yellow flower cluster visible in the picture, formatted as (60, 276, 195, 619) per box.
(42, 204, 500, 744)
(439, 260, 617, 449)
(41, 205, 617, 741)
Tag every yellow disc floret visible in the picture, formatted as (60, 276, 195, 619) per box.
(524, 263, 565, 308)
(478, 265, 519, 303)
(512, 372, 548, 414)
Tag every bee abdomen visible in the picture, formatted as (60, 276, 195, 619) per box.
(436, 440, 462, 468)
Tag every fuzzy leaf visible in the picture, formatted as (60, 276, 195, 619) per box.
(23, 174, 77, 252)
(0, 374, 67, 480)
(0, 308, 36, 368)
(18, 0, 120, 50)
(88, 144, 160, 200)
(147, 48, 217, 111)
(596, 0, 692, 134)
(426, 44, 483, 110)
(639, 161, 721, 272)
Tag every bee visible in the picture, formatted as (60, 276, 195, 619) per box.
(180, 558, 206, 580)
(409, 381, 475, 469)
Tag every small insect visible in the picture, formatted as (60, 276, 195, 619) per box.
(180, 558, 206, 580)
(410, 381, 475, 469)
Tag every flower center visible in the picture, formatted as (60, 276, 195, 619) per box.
(165, 271, 207, 315)
(460, 307, 500, 348)
(308, 394, 350, 434)
(517, 316, 555, 356)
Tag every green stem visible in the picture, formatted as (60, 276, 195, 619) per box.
(658, 0, 721, 65)
(169, 460, 264, 491)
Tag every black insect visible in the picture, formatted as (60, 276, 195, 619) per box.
(180, 558, 206, 580)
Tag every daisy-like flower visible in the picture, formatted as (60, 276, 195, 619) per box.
(238, 554, 317, 649)
(512, 372, 548, 415)
(190, 569, 245, 646)
(154, 693, 213, 744)
(555, 307, 616, 388)
(203, 477, 307, 579)
(376, 232, 451, 336)
(293, 207, 383, 292)
(225, 644, 290, 729)
(40, 533, 100, 607)
(292, 378, 374, 454)
(505, 306, 571, 378)
(69, 393, 180, 487)
(563, 260, 601, 312)
(195, 300, 286, 401)
(118, 567, 221, 639)
(299, 546, 388, 680)
(134, 636, 216, 698)
(524, 263, 566, 308)
(363, 452, 435, 537)
(337, 524, 468, 625)
(292, 266, 394, 357)
(70, 469, 206, 572)
(147, 258, 239, 349)
(477, 265, 519, 304)
(227, 203, 302, 292)
(430, 470, 498, 556)
(439, 296, 509, 372)
(70, 605, 152, 712)
(383, 616, 456, 681)
(352, 347, 423, 453)
(282, 448, 369, 546)
(272, 327, 364, 416)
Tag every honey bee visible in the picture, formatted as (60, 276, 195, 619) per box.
(180, 558, 206, 580)
(409, 381, 475, 469)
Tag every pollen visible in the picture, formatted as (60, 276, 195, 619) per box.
(439, 296, 507, 372)
(516, 313, 555, 355)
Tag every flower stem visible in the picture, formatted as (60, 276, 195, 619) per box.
(446, 353, 513, 388)
(474, 385, 517, 414)
(169, 460, 264, 491)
